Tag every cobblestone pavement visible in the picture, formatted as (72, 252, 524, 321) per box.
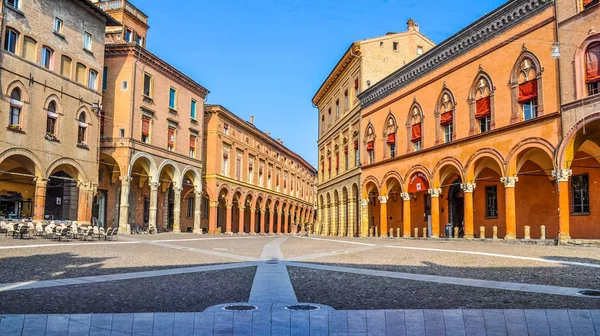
(1, 233, 600, 335)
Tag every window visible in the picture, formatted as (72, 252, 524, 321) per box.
(393, 42, 398, 50)
(9, 88, 22, 128)
(335, 99, 340, 118)
(190, 99, 197, 119)
(485, 186, 498, 218)
(122, 80, 128, 90)
(247, 159, 253, 183)
(169, 87, 177, 109)
(344, 90, 349, 109)
(119, 128, 125, 137)
(443, 124, 453, 143)
(102, 67, 108, 91)
(77, 113, 87, 144)
(143, 73, 153, 97)
(141, 117, 150, 143)
(83, 32, 92, 51)
(354, 78, 359, 98)
(46, 101, 57, 137)
(222, 148, 230, 176)
(135, 35, 143, 46)
(582, 0, 599, 10)
(368, 149, 375, 164)
(41, 47, 53, 70)
(410, 107, 423, 151)
(321, 114, 324, 133)
(76, 63, 86, 85)
(417, 46, 423, 55)
(22, 36, 36, 62)
(516, 58, 539, 121)
(4, 29, 18, 54)
(474, 77, 493, 133)
(522, 98, 538, 121)
(354, 140, 360, 166)
(572, 174, 590, 213)
(585, 42, 600, 96)
(479, 116, 491, 133)
(54, 18, 63, 34)
(167, 128, 175, 151)
(125, 29, 132, 42)
(186, 198, 194, 218)
(267, 168, 272, 189)
(6, 0, 20, 9)
(189, 136, 196, 158)
(259, 164, 264, 187)
(379, 42, 383, 48)
(223, 123, 229, 136)
(328, 108, 331, 125)
(88, 70, 98, 90)
(344, 150, 349, 171)
(60, 56, 72, 79)
(413, 141, 421, 151)
(236, 154, 242, 180)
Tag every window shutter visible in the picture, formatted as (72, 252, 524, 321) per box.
(586, 42, 600, 83)
(354, 79, 359, 89)
(440, 111, 453, 126)
(142, 117, 150, 136)
(354, 140, 359, 150)
(168, 128, 175, 146)
(189, 136, 196, 149)
(366, 141, 374, 151)
(517, 79, 538, 103)
(475, 97, 491, 119)
(411, 124, 422, 142)
(336, 153, 339, 169)
(344, 145, 348, 153)
(386, 133, 396, 144)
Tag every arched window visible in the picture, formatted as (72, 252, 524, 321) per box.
(22, 36, 37, 62)
(46, 101, 58, 139)
(470, 74, 494, 134)
(77, 112, 87, 144)
(586, 42, 600, 96)
(9, 88, 22, 129)
(511, 51, 544, 122)
(407, 104, 423, 152)
(4, 28, 18, 53)
(365, 124, 375, 164)
(385, 114, 397, 158)
(436, 89, 456, 144)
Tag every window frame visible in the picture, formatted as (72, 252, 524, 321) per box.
(83, 32, 93, 52)
(143, 73, 154, 98)
(9, 88, 22, 128)
(41, 46, 53, 70)
(443, 123, 453, 143)
(6, 0, 21, 10)
(54, 17, 63, 35)
(485, 185, 498, 218)
(169, 87, 177, 110)
(479, 115, 491, 133)
(190, 99, 197, 119)
(46, 101, 58, 138)
(4, 28, 19, 54)
(571, 174, 590, 214)
(77, 113, 87, 145)
(522, 98, 538, 121)
(88, 69, 98, 90)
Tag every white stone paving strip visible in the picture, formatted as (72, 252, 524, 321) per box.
(286, 245, 380, 261)
(0, 262, 259, 292)
(286, 261, 591, 297)
(249, 236, 298, 305)
(298, 236, 377, 246)
(146, 241, 258, 261)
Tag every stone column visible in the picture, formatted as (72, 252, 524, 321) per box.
(33, 178, 48, 222)
(340, 200, 349, 237)
(118, 176, 132, 234)
(428, 188, 442, 238)
(269, 210, 274, 235)
(276, 211, 282, 234)
(284, 211, 290, 234)
(193, 190, 202, 234)
(331, 202, 338, 236)
(461, 183, 476, 239)
(260, 209, 266, 234)
(225, 203, 233, 234)
(401, 193, 411, 237)
(378, 196, 389, 237)
(323, 205, 329, 236)
(149, 182, 159, 231)
(238, 206, 245, 234)
(360, 199, 369, 237)
(172, 186, 182, 233)
(249, 207, 256, 234)
(553, 169, 572, 242)
(500, 176, 518, 239)
(77, 182, 95, 225)
(208, 201, 218, 234)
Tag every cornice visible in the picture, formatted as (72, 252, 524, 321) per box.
(359, 0, 553, 108)
(312, 43, 361, 106)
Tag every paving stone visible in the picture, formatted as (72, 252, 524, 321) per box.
(463, 310, 486, 336)
(290, 311, 310, 336)
(68, 314, 91, 336)
(347, 311, 367, 333)
(404, 310, 426, 336)
(22, 314, 47, 336)
(328, 310, 348, 333)
(45, 314, 70, 336)
(423, 310, 445, 336)
(213, 311, 234, 334)
(366, 310, 386, 335)
(309, 310, 328, 335)
(524, 310, 550, 336)
(0, 314, 25, 336)
(272, 310, 291, 334)
(384, 310, 405, 336)
(152, 312, 174, 336)
(90, 314, 113, 336)
(251, 311, 272, 335)
(444, 310, 466, 336)
(172, 312, 195, 336)
(568, 310, 597, 336)
(193, 312, 214, 336)
(131, 313, 153, 336)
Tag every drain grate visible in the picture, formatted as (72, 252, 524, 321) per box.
(266, 258, 279, 264)
(285, 304, 319, 311)
(578, 290, 600, 297)
(222, 304, 258, 311)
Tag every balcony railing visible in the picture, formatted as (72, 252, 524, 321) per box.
(95, 0, 148, 23)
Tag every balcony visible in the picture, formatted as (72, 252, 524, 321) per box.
(94, 0, 148, 24)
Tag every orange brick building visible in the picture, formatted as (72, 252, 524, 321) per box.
(357, 0, 567, 240)
(203, 105, 316, 234)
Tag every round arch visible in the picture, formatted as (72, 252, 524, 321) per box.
(0, 147, 44, 178)
(465, 148, 506, 181)
(46, 157, 88, 182)
(128, 152, 158, 180)
(157, 160, 182, 187)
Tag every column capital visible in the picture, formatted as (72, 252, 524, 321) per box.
(428, 188, 442, 197)
(361, 199, 369, 207)
(400, 192, 411, 201)
(378, 195, 389, 204)
(149, 182, 160, 190)
(35, 178, 49, 186)
(239, 206, 245, 211)
(173, 186, 183, 193)
(210, 201, 219, 207)
(500, 176, 519, 188)
(194, 190, 203, 197)
(226, 204, 233, 209)
(460, 183, 476, 193)
(250, 207, 256, 212)
(119, 176, 132, 183)
(552, 169, 572, 182)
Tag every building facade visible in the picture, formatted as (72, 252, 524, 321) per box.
(204, 105, 316, 235)
(96, 1, 209, 234)
(314, 20, 435, 237)
(0, 0, 117, 223)
(358, 0, 565, 240)
(555, 0, 600, 239)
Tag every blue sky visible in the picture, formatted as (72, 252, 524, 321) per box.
(141, 0, 506, 167)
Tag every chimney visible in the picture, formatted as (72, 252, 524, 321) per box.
(276, 138, 283, 145)
(407, 18, 419, 32)
(266, 132, 271, 137)
(250, 115, 254, 125)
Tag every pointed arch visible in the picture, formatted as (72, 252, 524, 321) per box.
(574, 33, 600, 99)
(364, 121, 376, 165)
(510, 50, 545, 121)
(406, 100, 424, 153)
(384, 110, 398, 159)
(469, 68, 496, 134)
(435, 86, 457, 144)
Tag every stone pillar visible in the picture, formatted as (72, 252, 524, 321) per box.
(77, 182, 95, 225)
(249, 207, 256, 234)
(479, 226, 485, 239)
(540, 225, 546, 240)
(269, 210, 274, 235)
(493, 226, 498, 239)
(225, 203, 233, 234)
(322, 205, 329, 236)
(33, 178, 48, 221)
(284, 211, 289, 234)
(360, 199, 369, 237)
(208, 201, 218, 234)
(276, 211, 282, 234)
(428, 188, 442, 238)
(118, 176, 132, 234)
(193, 191, 202, 234)
(260, 209, 266, 234)
(553, 169, 572, 242)
(460, 183, 475, 239)
(149, 182, 159, 231)
(378, 196, 389, 237)
(339, 201, 347, 237)
(238, 207, 245, 234)
(348, 197, 356, 237)
(524, 225, 531, 239)
(401, 193, 411, 238)
(172, 186, 182, 233)
(330, 202, 338, 236)
(501, 176, 518, 240)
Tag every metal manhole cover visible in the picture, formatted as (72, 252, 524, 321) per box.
(285, 304, 319, 311)
(222, 304, 258, 311)
(578, 290, 600, 297)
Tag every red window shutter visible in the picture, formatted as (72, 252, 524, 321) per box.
(518, 79, 538, 103)
(168, 128, 175, 146)
(366, 141, 374, 151)
(475, 97, 491, 119)
(354, 79, 359, 89)
(142, 117, 150, 136)
(276, 175, 279, 185)
(189, 136, 196, 149)
(440, 111, 453, 126)
(344, 145, 348, 153)
(336, 153, 339, 169)
(223, 152, 228, 159)
(411, 124, 422, 142)
(583, 0, 594, 7)
(354, 140, 359, 149)
(386, 133, 396, 144)
(328, 157, 331, 170)
(586, 42, 600, 83)
(336, 99, 339, 105)
(344, 90, 348, 97)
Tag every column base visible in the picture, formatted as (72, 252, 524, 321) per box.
(403, 234, 411, 238)
(504, 234, 517, 240)
(193, 229, 203, 234)
(430, 234, 439, 239)
(172, 229, 181, 234)
(208, 230, 219, 235)
(249, 232, 257, 236)
(224, 231, 233, 235)
(120, 225, 130, 234)
(558, 233, 571, 243)
(463, 234, 475, 239)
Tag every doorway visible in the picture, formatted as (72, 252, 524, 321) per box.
(447, 178, 464, 237)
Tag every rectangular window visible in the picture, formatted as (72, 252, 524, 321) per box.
(60, 56, 72, 79)
(167, 128, 175, 151)
(189, 136, 196, 158)
(54, 18, 63, 34)
(22, 37, 36, 62)
(417, 46, 423, 55)
(369, 150, 374, 164)
(389, 144, 396, 158)
(143, 73, 153, 97)
(572, 174, 590, 213)
(344, 151, 349, 171)
(187, 198, 194, 218)
(328, 109, 331, 125)
(354, 78, 359, 98)
(335, 100, 340, 118)
(83, 32, 92, 51)
(443, 123, 453, 143)
(355, 148, 360, 166)
(7, 0, 20, 9)
(4, 29, 18, 53)
(46, 115, 56, 135)
(169, 87, 177, 109)
(393, 42, 398, 50)
(125, 29, 132, 42)
(588, 82, 599, 96)
(141, 117, 150, 143)
(247, 159, 253, 183)
(479, 116, 491, 133)
(344, 90, 349, 109)
(485, 186, 498, 218)
(135, 35, 143, 46)
(102, 67, 108, 91)
(76, 63, 86, 85)
(236, 154, 242, 180)
(41, 47, 53, 70)
(414, 141, 422, 151)
(522, 98, 538, 121)
(88, 70, 98, 90)
(190, 99, 197, 119)
(222, 148, 230, 176)
(258, 164, 264, 187)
